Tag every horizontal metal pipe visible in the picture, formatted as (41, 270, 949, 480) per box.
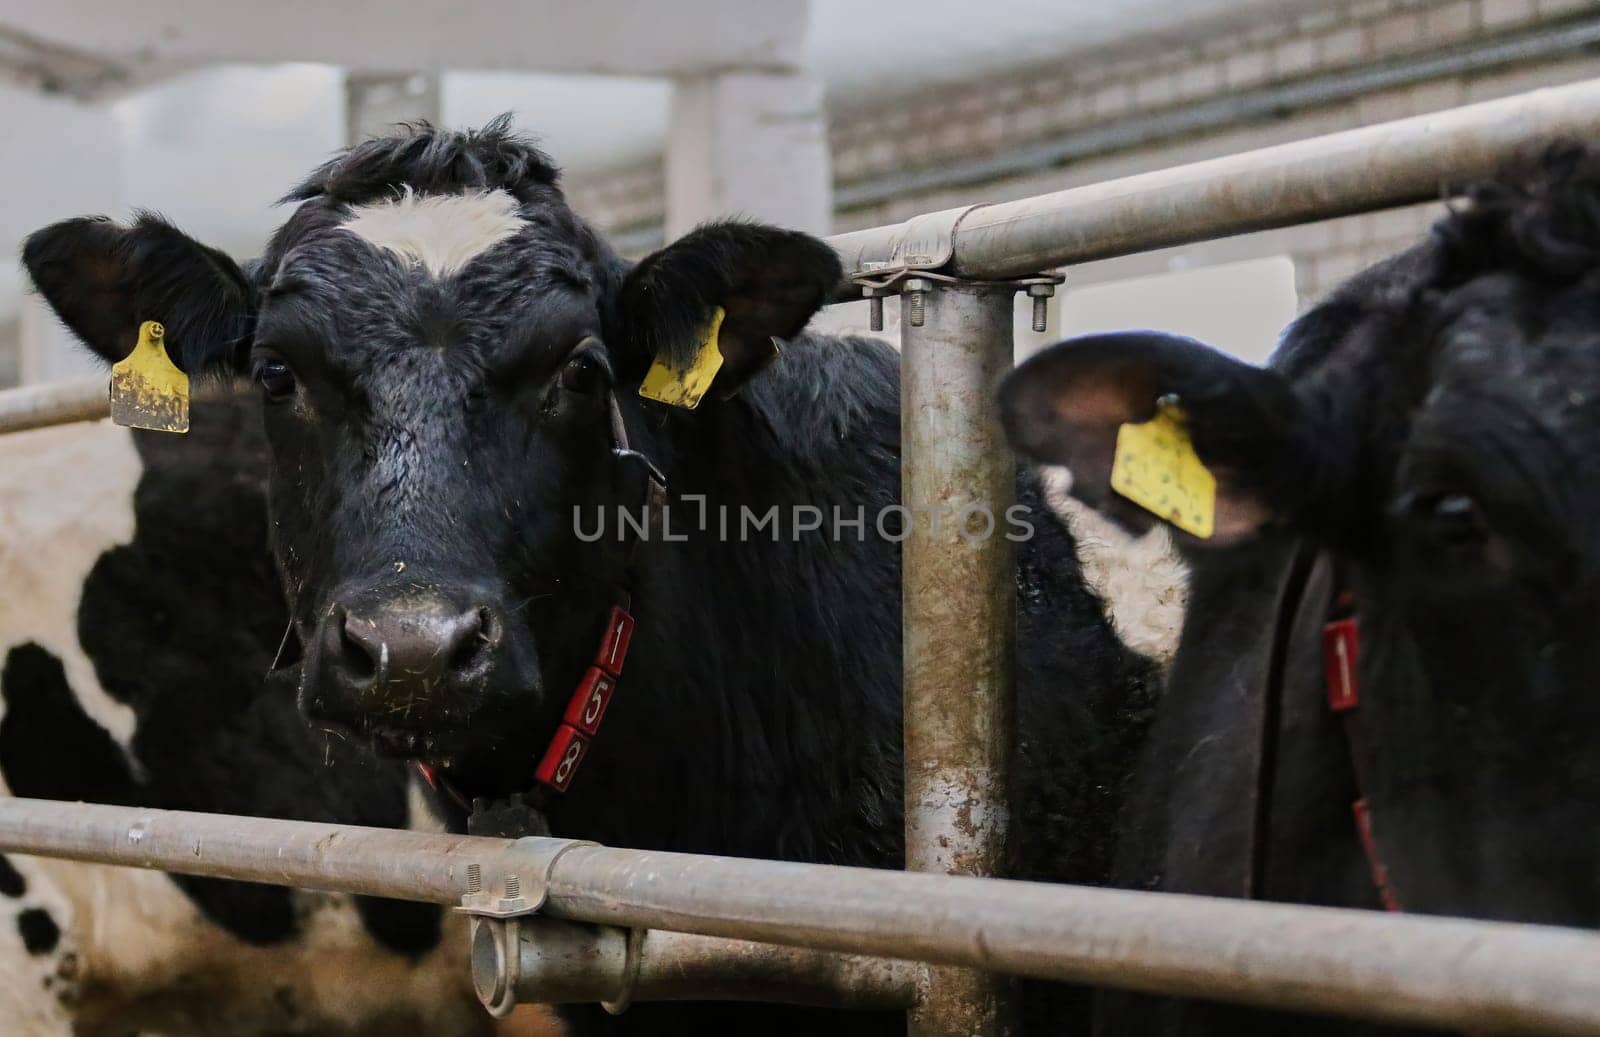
(3, 799, 1600, 1035)
(622, 929, 919, 1010)
(473, 917, 920, 1011)
(0, 375, 106, 435)
(829, 76, 1600, 282)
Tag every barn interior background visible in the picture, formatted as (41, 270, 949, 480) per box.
(0, 0, 1594, 388)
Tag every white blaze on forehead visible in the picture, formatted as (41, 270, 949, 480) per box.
(339, 188, 527, 278)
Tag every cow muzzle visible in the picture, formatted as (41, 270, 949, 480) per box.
(302, 582, 519, 756)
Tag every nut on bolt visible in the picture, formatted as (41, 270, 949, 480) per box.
(904, 278, 932, 327)
(1027, 283, 1056, 333)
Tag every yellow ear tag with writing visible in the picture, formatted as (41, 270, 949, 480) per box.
(109, 321, 189, 434)
(1110, 396, 1215, 538)
(638, 306, 725, 410)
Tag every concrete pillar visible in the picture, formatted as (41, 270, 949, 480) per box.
(3, 83, 121, 385)
(346, 72, 442, 144)
(665, 71, 832, 238)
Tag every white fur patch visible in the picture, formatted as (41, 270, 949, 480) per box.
(0, 421, 142, 752)
(1040, 465, 1190, 668)
(0, 859, 77, 1036)
(31, 857, 489, 1037)
(341, 188, 528, 278)
(0, 422, 538, 1035)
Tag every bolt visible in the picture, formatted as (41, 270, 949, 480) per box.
(466, 863, 482, 895)
(905, 278, 931, 327)
(505, 874, 521, 900)
(869, 294, 884, 332)
(1027, 283, 1057, 333)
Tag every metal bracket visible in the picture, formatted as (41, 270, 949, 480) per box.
(460, 837, 598, 1019)
(854, 268, 1066, 331)
(457, 836, 594, 919)
(600, 926, 645, 1016)
(847, 204, 975, 280)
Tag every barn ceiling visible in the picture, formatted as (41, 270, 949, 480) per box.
(446, 0, 1330, 169)
(2, 0, 1329, 170)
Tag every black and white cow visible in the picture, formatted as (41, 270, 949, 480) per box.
(0, 393, 552, 1035)
(22, 119, 1169, 1034)
(1001, 141, 1600, 1034)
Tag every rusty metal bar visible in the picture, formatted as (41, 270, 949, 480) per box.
(899, 282, 1018, 1036)
(829, 77, 1600, 284)
(0, 375, 105, 435)
(4, 799, 1600, 1033)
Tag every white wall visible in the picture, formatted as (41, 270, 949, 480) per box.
(1055, 256, 1299, 366)
(0, 83, 121, 382)
(2, 64, 345, 386)
(114, 64, 344, 258)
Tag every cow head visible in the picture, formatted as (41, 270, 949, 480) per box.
(1000, 142, 1600, 924)
(24, 119, 840, 797)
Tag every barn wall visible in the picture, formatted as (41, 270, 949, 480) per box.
(567, 0, 1600, 315)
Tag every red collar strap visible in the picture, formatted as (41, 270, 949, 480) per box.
(1321, 595, 1402, 912)
(415, 602, 636, 807)
(532, 603, 635, 793)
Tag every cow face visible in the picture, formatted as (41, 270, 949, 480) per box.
(1000, 143, 1600, 924)
(24, 120, 840, 796)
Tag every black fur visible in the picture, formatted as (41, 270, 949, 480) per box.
(21, 215, 256, 375)
(620, 221, 843, 382)
(1004, 142, 1600, 1035)
(285, 114, 562, 205)
(16, 907, 59, 955)
(0, 855, 26, 899)
(25, 121, 1158, 1035)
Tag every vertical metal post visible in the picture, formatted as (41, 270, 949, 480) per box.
(900, 284, 1017, 1037)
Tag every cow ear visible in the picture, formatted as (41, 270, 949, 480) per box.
(23, 214, 256, 377)
(999, 330, 1319, 546)
(618, 221, 841, 403)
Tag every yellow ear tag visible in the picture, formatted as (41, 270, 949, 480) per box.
(109, 321, 189, 434)
(638, 306, 725, 410)
(1110, 396, 1215, 538)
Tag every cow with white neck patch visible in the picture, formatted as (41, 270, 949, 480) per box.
(24, 117, 1165, 1035)
(1001, 143, 1600, 1034)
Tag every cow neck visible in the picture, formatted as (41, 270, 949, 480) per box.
(1252, 548, 1402, 913)
(419, 385, 668, 835)
(1320, 568, 1403, 912)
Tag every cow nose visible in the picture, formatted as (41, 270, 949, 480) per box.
(332, 602, 497, 690)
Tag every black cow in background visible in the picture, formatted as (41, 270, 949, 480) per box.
(0, 396, 546, 1035)
(23, 119, 1167, 1035)
(1001, 141, 1600, 1034)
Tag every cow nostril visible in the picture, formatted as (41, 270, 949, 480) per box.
(448, 634, 480, 675)
(339, 614, 381, 681)
(479, 606, 502, 647)
(447, 607, 493, 676)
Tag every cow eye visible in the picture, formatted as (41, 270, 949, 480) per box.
(1416, 492, 1487, 546)
(254, 359, 297, 400)
(560, 352, 604, 395)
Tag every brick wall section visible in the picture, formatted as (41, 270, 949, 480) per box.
(566, 0, 1600, 309)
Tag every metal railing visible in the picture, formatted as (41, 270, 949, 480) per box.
(2, 798, 1600, 1034)
(5, 77, 1600, 1034)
